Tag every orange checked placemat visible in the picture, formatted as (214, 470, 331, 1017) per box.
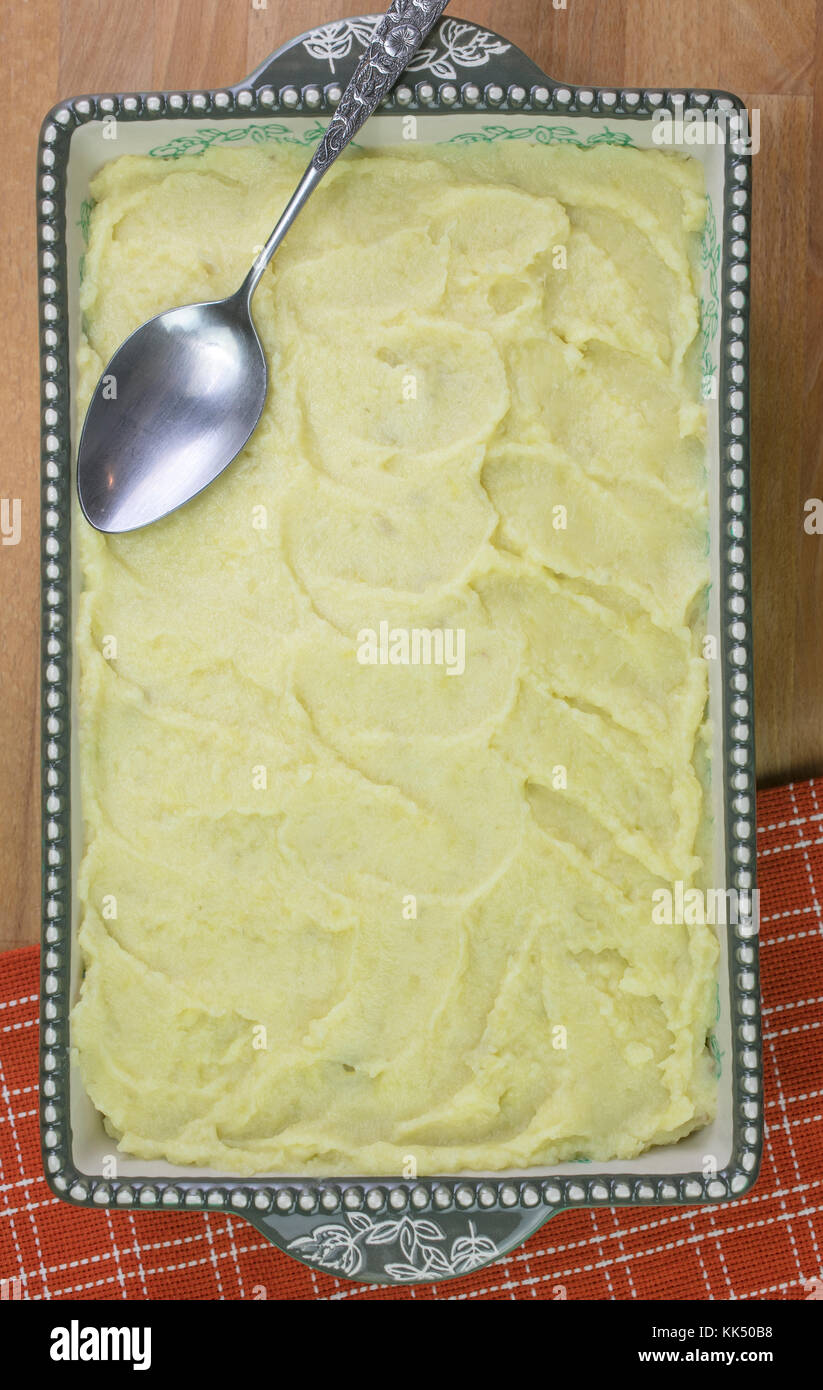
(2, 779, 822, 1302)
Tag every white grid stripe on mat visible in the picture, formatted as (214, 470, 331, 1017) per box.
(691, 1206, 717, 1300)
(739, 1278, 803, 1300)
(788, 783, 823, 933)
(126, 1212, 151, 1299)
(203, 1217, 225, 1299)
(589, 1207, 618, 1299)
(767, 1021, 822, 1273)
(757, 814, 823, 833)
(518, 1228, 539, 1299)
(222, 1215, 250, 1300)
(0, 1054, 51, 1299)
(757, 836, 823, 858)
(712, 1229, 735, 1300)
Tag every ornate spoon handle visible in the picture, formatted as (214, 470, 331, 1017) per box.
(311, 0, 451, 172)
(244, 1, 449, 298)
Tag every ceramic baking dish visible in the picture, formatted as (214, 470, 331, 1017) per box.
(38, 13, 761, 1287)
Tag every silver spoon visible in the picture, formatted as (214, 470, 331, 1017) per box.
(77, 0, 449, 533)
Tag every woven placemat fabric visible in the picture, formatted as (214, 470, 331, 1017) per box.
(1, 779, 821, 1300)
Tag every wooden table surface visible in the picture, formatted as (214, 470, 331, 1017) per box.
(1, 0, 820, 950)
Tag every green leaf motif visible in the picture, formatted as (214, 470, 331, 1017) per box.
(147, 121, 335, 160)
(709, 1032, 724, 1078)
(78, 198, 94, 245)
(699, 195, 721, 392)
(444, 123, 635, 149)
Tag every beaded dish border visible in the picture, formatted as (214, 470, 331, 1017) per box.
(38, 15, 759, 1286)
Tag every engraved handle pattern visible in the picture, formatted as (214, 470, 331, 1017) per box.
(311, 0, 451, 173)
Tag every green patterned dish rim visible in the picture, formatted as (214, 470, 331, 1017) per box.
(37, 15, 759, 1288)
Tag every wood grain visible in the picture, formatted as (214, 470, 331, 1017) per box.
(0, 0, 819, 948)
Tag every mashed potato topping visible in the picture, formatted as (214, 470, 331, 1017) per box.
(73, 141, 717, 1174)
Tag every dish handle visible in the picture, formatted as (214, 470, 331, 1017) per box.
(247, 1198, 561, 1287)
(240, 13, 554, 96)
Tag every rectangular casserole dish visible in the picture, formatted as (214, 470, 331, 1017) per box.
(38, 13, 761, 1287)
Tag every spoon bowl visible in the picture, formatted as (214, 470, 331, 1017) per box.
(77, 287, 267, 533)
(76, 1, 450, 533)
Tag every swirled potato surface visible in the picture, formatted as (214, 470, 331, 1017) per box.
(73, 141, 716, 1174)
